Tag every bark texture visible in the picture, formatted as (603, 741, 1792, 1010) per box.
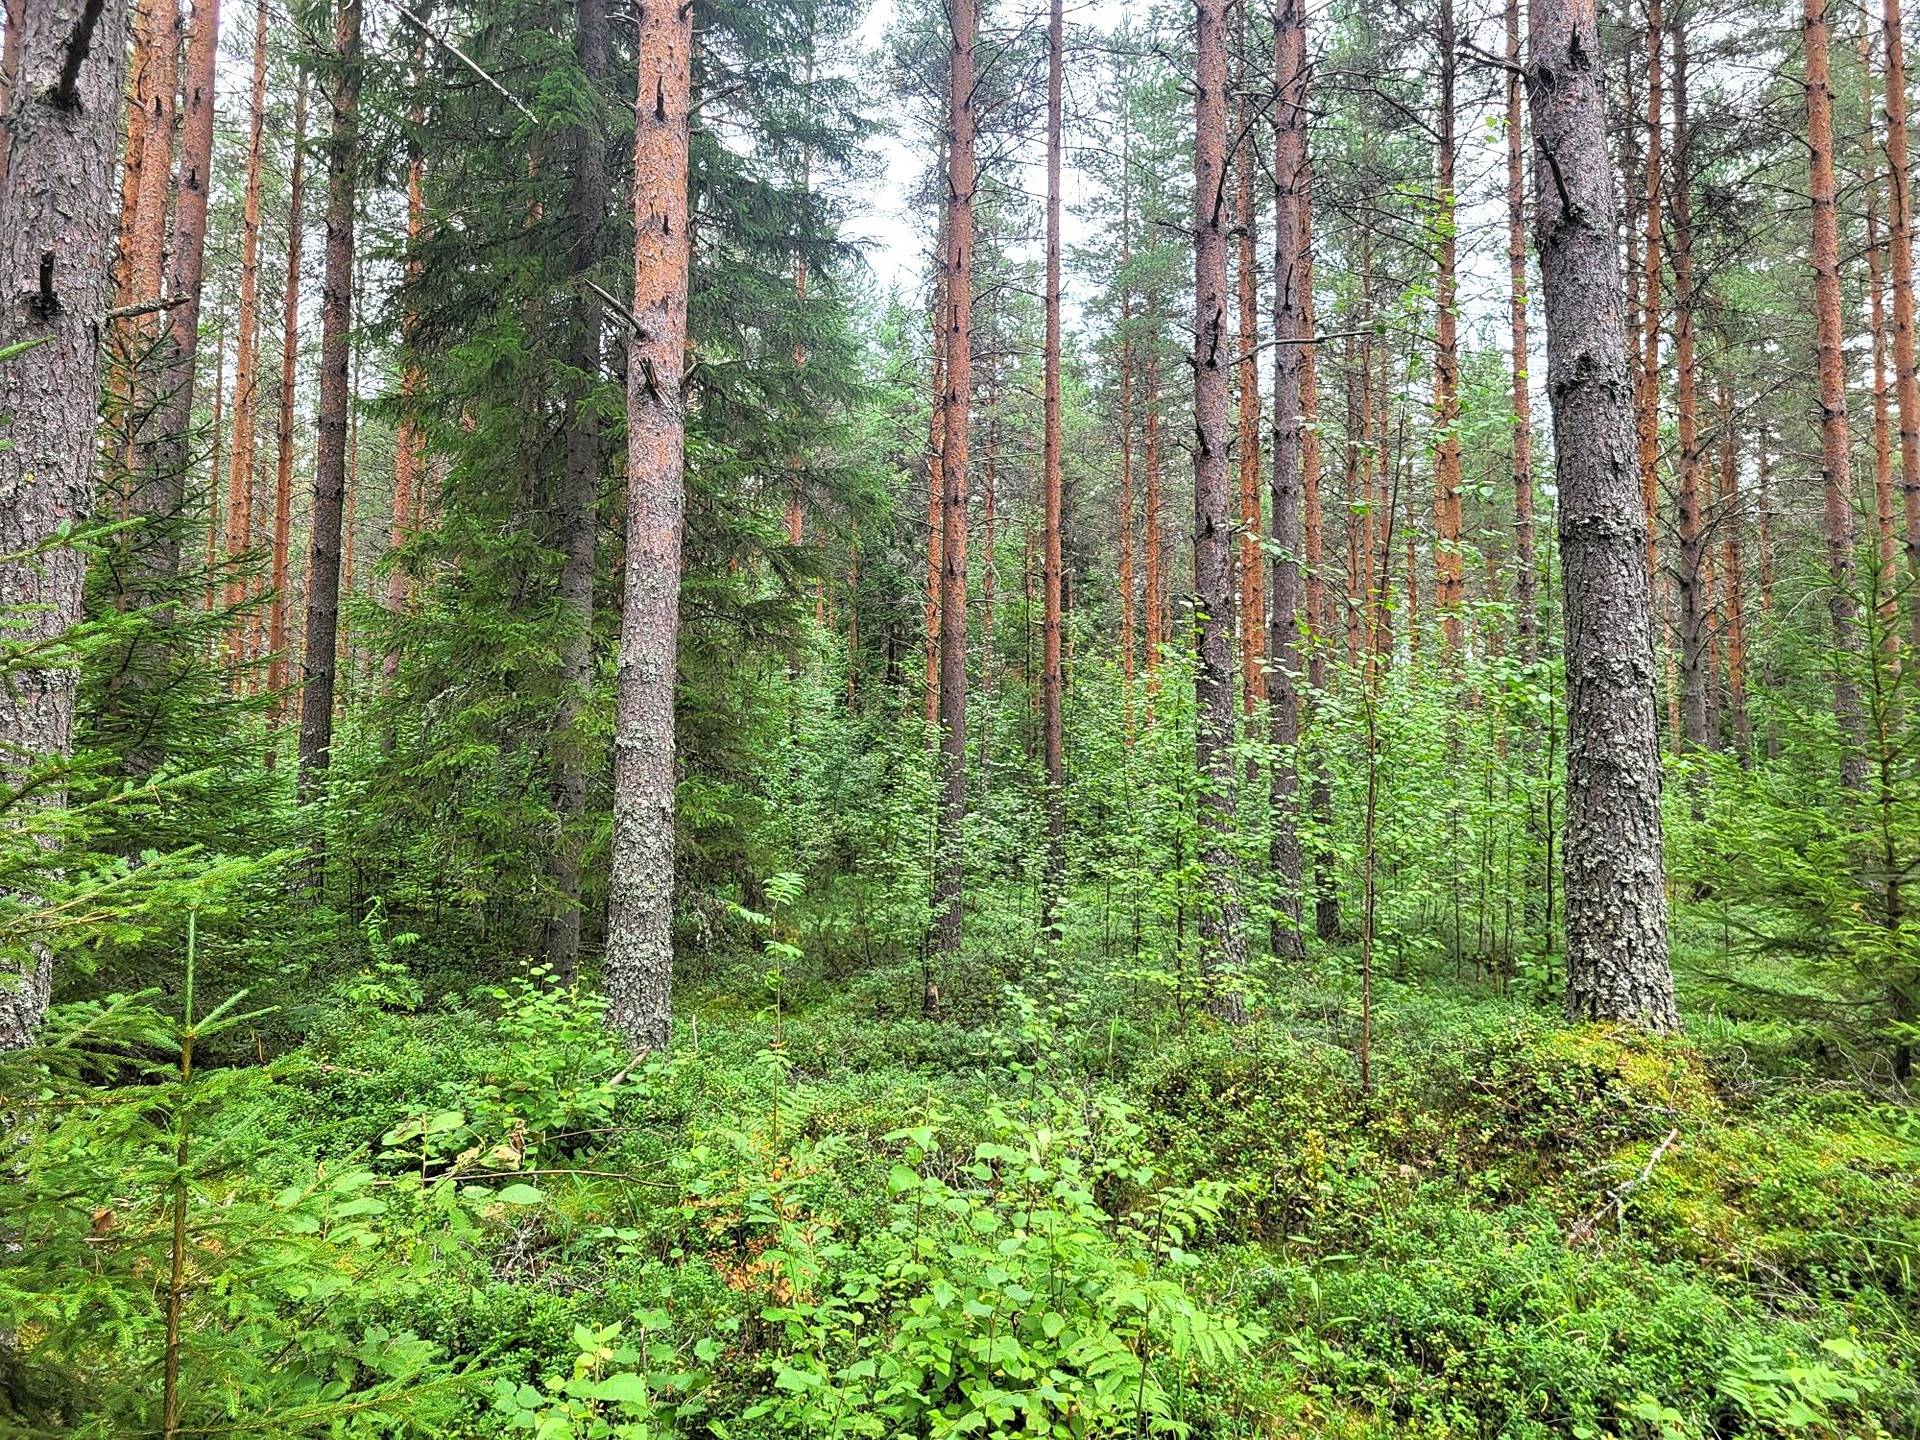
(266, 81, 305, 715)
(1430, 0, 1464, 658)
(228, 0, 268, 634)
(934, 0, 975, 954)
(1885, 0, 1920, 656)
(1195, 0, 1246, 995)
(295, 0, 361, 806)
(1234, 5, 1263, 712)
(1506, 0, 1538, 668)
(0, 0, 133, 1048)
(605, 0, 692, 1052)
(1669, 25, 1713, 752)
(1527, 0, 1679, 1032)
(1040, 0, 1064, 922)
(1268, 0, 1309, 957)
(550, 0, 608, 983)
(1802, 0, 1868, 787)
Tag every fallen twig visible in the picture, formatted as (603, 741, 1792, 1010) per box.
(1568, 1127, 1680, 1246)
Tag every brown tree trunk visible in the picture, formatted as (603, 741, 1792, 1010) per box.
(0, 0, 134, 1048)
(1144, 349, 1164, 689)
(226, 0, 267, 642)
(386, 21, 427, 682)
(266, 80, 306, 718)
(935, 0, 976, 955)
(1041, 0, 1065, 922)
(1718, 374, 1752, 758)
(605, 0, 692, 1051)
(1118, 98, 1137, 731)
(549, 0, 607, 984)
(1299, 167, 1336, 942)
(201, 311, 224, 611)
(1527, 0, 1678, 1031)
(1863, 24, 1901, 667)
(1804, 0, 1869, 787)
(1669, 24, 1712, 752)
(1235, 2, 1264, 713)
(1430, 0, 1463, 660)
(127, 0, 177, 309)
(295, 0, 362, 807)
(1884, 0, 1920, 656)
(1194, 0, 1246, 997)
(125, 0, 213, 622)
(1506, 0, 1538, 668)
(924, 180, 947, 727)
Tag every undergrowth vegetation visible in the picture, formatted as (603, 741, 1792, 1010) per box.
(6, 944, 1915, 1438)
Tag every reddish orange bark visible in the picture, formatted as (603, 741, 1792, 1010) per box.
(1718, 375, 1751, 758)
(1884, 0, 1920, 654)
(266, 82, 306, 714)
(226, 0, 268, 639)
(1234, 2, 1263, 711)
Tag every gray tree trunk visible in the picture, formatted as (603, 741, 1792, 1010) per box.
(1268, 0, 1309, 960)
(296, 0, 361, 817)
(1528, 0, 1680, 1031)
(605, 0, 692, 1052)
(1193, 0, 1246, 1009)
(0, 0, 134, 1048)
(549, 0, 609, 985)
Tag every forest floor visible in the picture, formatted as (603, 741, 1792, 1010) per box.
(261, 937, 1920, 1438)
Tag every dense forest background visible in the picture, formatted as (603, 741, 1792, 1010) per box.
(2, 0, 1919, 1432)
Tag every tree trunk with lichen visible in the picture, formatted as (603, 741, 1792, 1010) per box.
(0, 0, 134, 1048)
(1527, 0, 1679, 1032)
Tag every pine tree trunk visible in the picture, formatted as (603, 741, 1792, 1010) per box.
(924, 178, 947, 728)
(1431, 0, 1463, 659)
(0, 0, 134, 1049)
(934, 0, 975, 956)
(1717, 375, 1752, 758)
(1144, 351, 1163, 688)
(1669, 25, 1712, 753)
(1234, 3, 1264, 713)
(266, 80, 305, 719)
(386, 19, 428, 686)
(1636, 0, 1665, 602)
(202, 311, 224, 611)
(1506, 0, 1538, 669)
(1884, 0, 1920, 656)
(605, 0, 692, 1051)
(1267, 0, 1309, 959)
(127, 0, 176, 310)
(1863, 23, 1901, 668)
(227, 0, 267, 644)
(1527, 0, 1679, 1032)
(549, 0, 608, 984)
(1299, 169, 1336, 943)
(295, 0, 362, 807)
(1041, 0, 1065, 923)
(1196, 0, 1247, 997)
(1119, 92, 1136, 733)
(1803, 0, 1869, 787)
